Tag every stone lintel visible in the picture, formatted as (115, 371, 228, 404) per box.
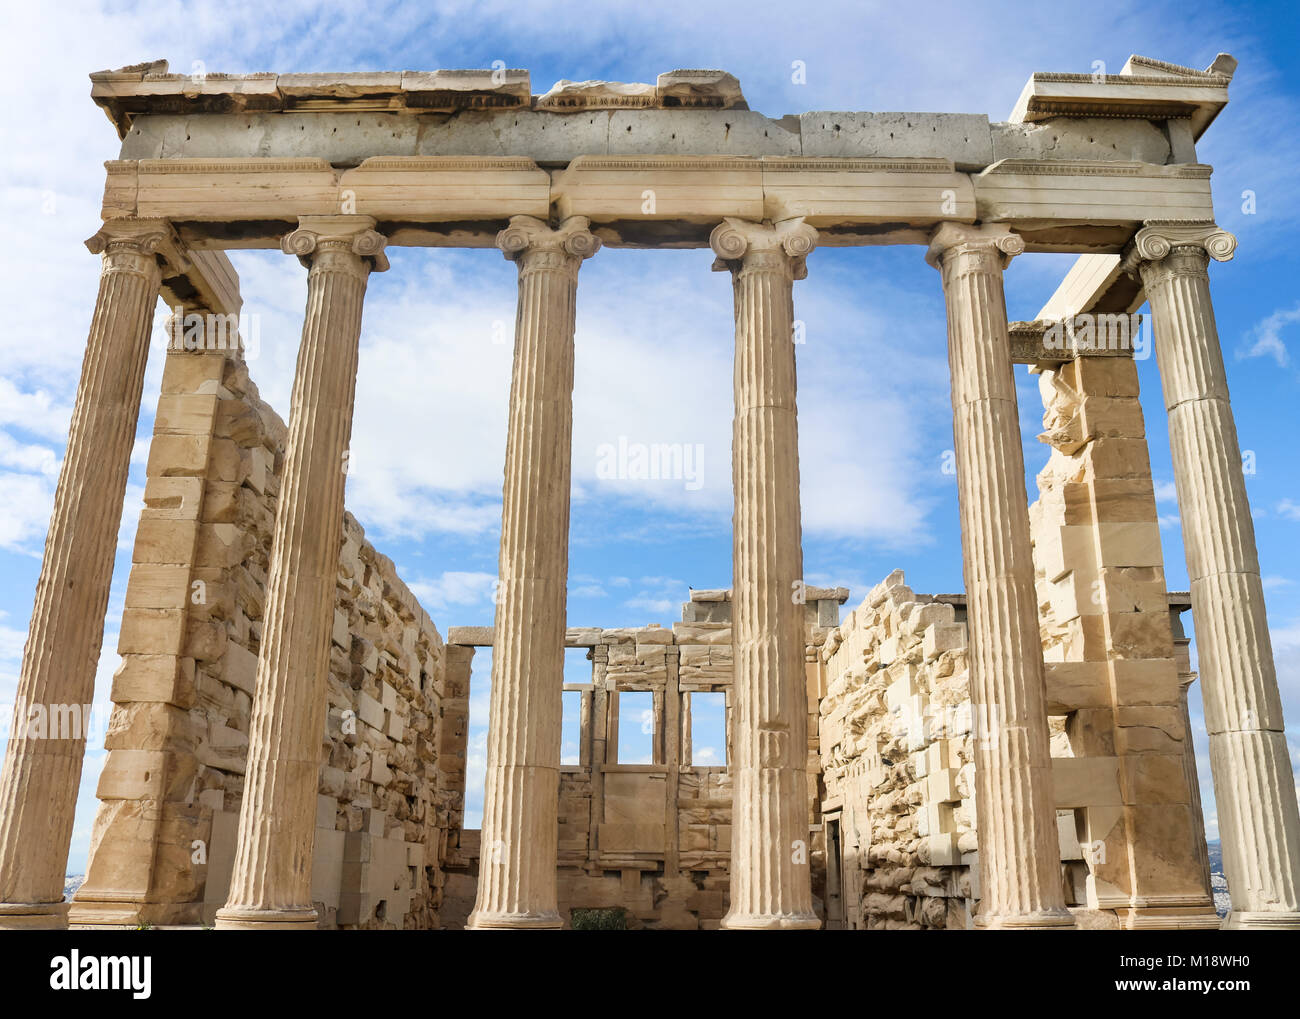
(1039, 254, 1125, 319)
(446, 625, 632, 648)
(1008, 318, 1141, 365)
(446, 626, 493, 647)
(975, 160, 1214, 247)
(99, 154, 1215, 255)
(159, 248, 242, 318)
(938, 592, 1191, 611)
(684, 585, 848, 606)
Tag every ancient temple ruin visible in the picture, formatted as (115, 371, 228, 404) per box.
(0, 55, 1297, 930)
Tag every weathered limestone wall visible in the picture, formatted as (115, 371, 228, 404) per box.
(818, 571, 976, 929)
(72, 346, 458, 929)
(813, 370, 1221, 930)
(1029, 355, 1218, 928)
(443, 586, 843, 929)
(557, 622, 732, 930)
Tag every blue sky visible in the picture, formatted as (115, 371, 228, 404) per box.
(0, 0, 1297, 873)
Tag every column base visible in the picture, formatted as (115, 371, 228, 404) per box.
(68, 893, 202, 929)
(1119, 906, 1223, 930)
(0, 900, 70, 930)
(67, 903, 144, 928)
(213, 905, 318, 930)
(466, 909, 563, 930)
(975, 908, 1076, 930)
(721, 909, 822, 930)
(1222, 910, 1300, 930)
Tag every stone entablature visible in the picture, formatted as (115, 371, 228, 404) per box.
(91, 56, 1232, 258)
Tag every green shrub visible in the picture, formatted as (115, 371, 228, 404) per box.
(570, 907, 627, 930)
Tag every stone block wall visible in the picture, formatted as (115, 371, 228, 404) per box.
(817, 570, 977, 929)
(444, 587, 846, 929)
(810, 353, 1219, 931)
(1029, 356, 1217, 928)
(558, 622, 734, 930)
(814, 569, 1212, 930)
(72, 346, 457, 929)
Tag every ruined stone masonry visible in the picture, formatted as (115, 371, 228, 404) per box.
(0, 53, 1297, 930)
(67, 342, 459, 929)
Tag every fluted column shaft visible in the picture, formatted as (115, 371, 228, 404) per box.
(1132, 221, 1300, 929)
(469, 216, 599, 929)
(216, 217, 387, 930)
(928, 223, 1073, 929)
(0, 220, 177, 929)
(711, 218, 820, 929)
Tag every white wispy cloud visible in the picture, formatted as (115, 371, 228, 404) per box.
(407, 570, 498, 613)
(0, 472, 55, 553)
(1238, 303, 1299, 366)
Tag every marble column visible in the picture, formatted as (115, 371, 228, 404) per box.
(927, 223, 1073, 929)
(710, 217, 820, 930)
(1129, 220, 1300, 929)
(0, 219, 181, 930)
(216, 216, 387, 930)
(468, 216, 599, 929)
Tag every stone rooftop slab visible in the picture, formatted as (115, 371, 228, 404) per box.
(91, 63, 746, 137)
(97, 56, 1228, 173)
(1009, 52, 1235, 140)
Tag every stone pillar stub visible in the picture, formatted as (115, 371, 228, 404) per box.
(0, 218, 182, 929)
(711, 217, 820, 930)
(468, 215, 598, 930)
(1128, 220, 1300, 930)
(216, 216, 386, 931)
(929, 221, 1074, 929)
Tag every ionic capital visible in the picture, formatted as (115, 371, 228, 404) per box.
(1121, 220, 1237, 283)
(281, 215, 389, 274)
(496, 216, 601, 265)
(1133, 220, 1237, 263)
(84, 217, 188, 275)
(925, 222, 1024, 273)
(709, 217, 818, 279)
